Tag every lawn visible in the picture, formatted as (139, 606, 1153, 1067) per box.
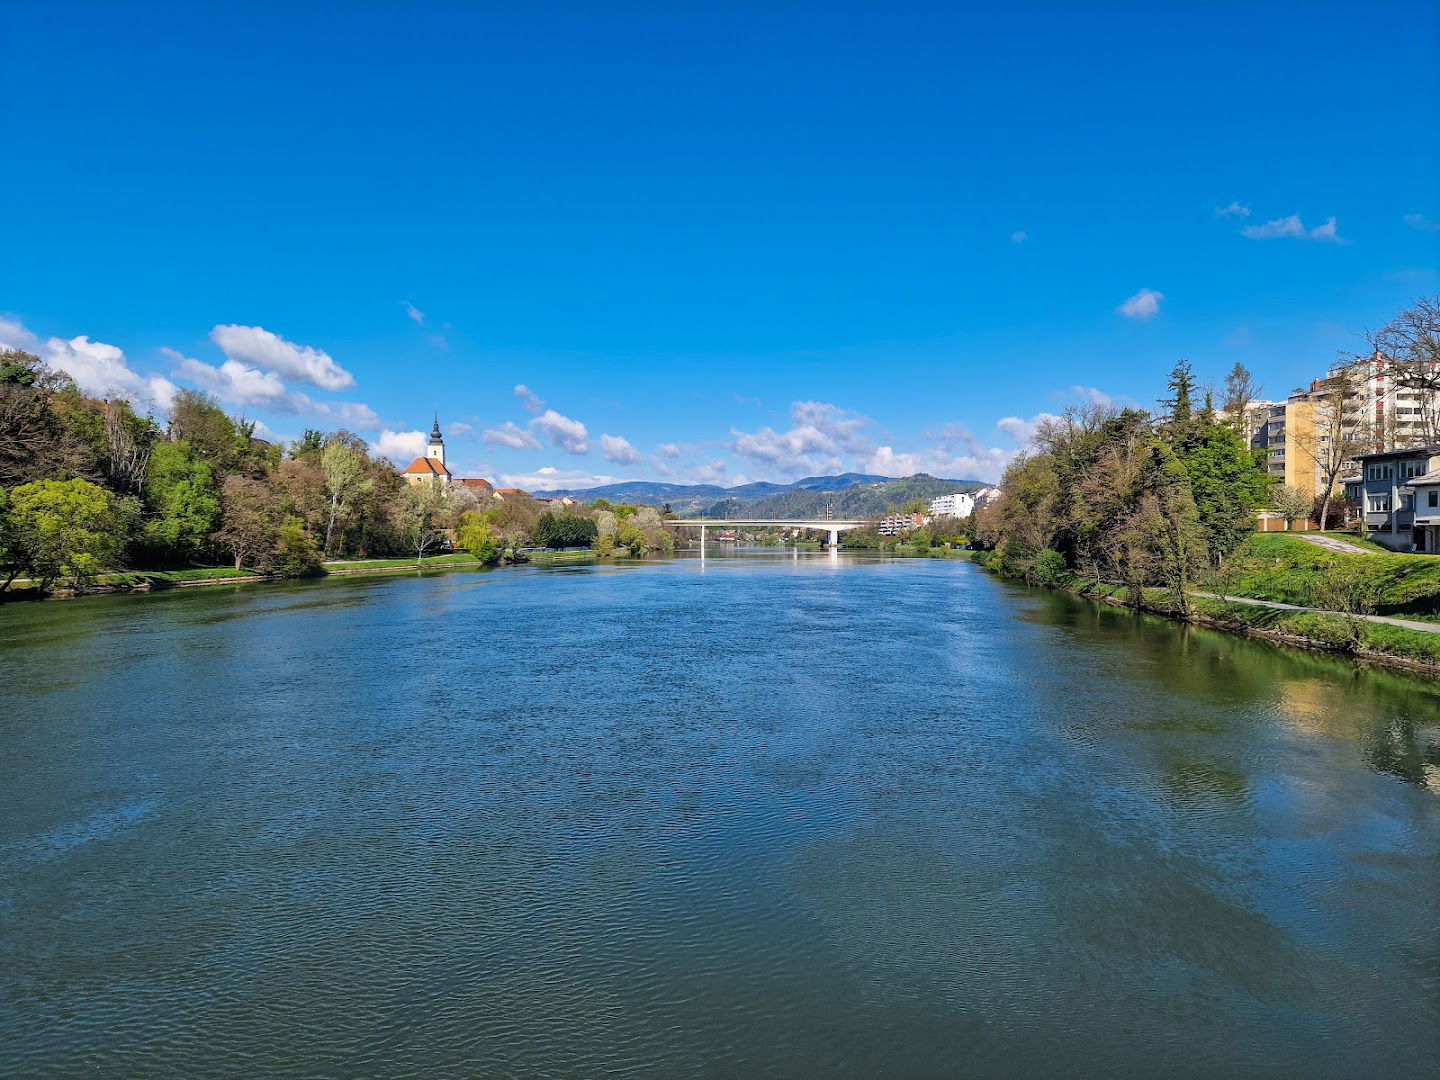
(1210, 533, 1440, 615)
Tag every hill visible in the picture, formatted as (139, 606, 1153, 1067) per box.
(531, 472, 984, 517)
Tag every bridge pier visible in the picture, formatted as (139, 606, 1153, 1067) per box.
(827, 527, 840, 550)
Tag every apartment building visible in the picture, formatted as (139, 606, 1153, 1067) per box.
(928, 492, 975, 518)
(877, 513, 927, 536)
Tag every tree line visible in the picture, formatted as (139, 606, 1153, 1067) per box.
(0, 348, 674, 594)
(974, 360, 1273, 613)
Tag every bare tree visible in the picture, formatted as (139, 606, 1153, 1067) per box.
(103, 401, 153, 495)
(395, 480, 450, 564)
(1293, 371, 1371, 533)
(1369, 296, 1440, 445)
(1221, 362, 1262, 420)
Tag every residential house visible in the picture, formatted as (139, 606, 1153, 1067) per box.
(1346, 445, 1440, 551)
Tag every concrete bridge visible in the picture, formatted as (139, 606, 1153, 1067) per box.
(666, 518, 865, 550)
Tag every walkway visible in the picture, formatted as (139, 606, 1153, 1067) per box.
(1189, 591, 1440, 633)
(1296, 534, 1378, 555)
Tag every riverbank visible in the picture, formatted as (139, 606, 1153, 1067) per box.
(1, 552, 485, 601)
(975, 551, 1440, 676)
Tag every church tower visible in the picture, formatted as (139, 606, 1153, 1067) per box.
(427, 413, 445, 467)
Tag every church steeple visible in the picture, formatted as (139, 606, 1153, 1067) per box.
(426, 411, 445, 466)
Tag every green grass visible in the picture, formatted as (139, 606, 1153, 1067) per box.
(322, 552, 476, 571)
(1209, 533, 1440, 615)
(1189, 594, 1440, 666)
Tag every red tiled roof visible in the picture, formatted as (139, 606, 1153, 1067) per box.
(457, 477, 493, 490)
(495, 487, 527, 496)
(402, 456, 451, 476)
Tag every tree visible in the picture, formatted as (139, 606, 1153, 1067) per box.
(275, 519, 322, 577)
(103, 399, 156, 495)
(1161, 359, 1196, 427)
(320, 439, 371, 557)
(395, 480, 450, 563)
(1369, 296, 1440, 444)
(1176, 413, 1274, 563)
(142, 440, 222, 562)
(456, 511, 501, 564)
(1221, 362, 1262, 421)
(1293, 372, 1370, 536)
(0, 487, 17, 592)
(168, 389, 249, 470)
(7, 478, 125, 590)
(533, 510, 599, 549)
(1272, 485, 1315, 530)
(214, 475, 282, 569)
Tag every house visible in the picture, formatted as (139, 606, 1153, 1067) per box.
(494, 487, 530, 500)
(1347, 445, 1440, 551)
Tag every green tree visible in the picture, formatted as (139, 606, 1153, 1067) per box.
(275, 518, 322, 577)
(320, 439, 371, 557)
(1161, 358, 1196, 427)
(7, 478, 125, 590)
(534, 510, 599, 549)
(395, 480, 450, 563)
(1175, 413, 1274, 564)
(456, 510, 501, 564)
(143, 440, 221, 562)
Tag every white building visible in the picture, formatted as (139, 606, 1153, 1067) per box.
(878, 513, 927, 536)
(928, 492, 975, 518)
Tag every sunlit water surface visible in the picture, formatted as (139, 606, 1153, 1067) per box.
(2, 550, 1439, 1078)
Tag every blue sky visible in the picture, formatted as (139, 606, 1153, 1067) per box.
(3, 2, 1438, 488)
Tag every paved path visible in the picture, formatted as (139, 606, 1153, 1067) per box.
(1295, 534, 1378, 555)
(1190, 591, 1440, 633)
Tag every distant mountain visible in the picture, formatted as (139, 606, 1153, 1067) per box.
(533, 473, 983, 517)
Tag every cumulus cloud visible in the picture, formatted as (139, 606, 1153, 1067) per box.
(165, 347, 306, 412)
(1118, 288, 1164, 320)
(1241, 215, 1344, 242)
(372, 429, 427, 462)
(0, 317, 176, 408)
(996, 412, 1061, 446)
(482, 421, 542, 449)
(448, 421, 474, 437)
(531, 409, 589, 454)
(1214, 201, 1251, 218)
(1064, 385, 1113, 406)
(1010, 230, 1027, 244)
(498, 465, 626, 491)
(1404, 213, 1440, 234)
(657, 442, 683, 459)
(210, 324, 354, 390)
(514, 384, 545, 414)
(402, 301, 425, 325)
(312, 400, 382, 431)
(730, 400, 873, 476)
(862, 419, 1016, 482)
(598, 433, 643, 464)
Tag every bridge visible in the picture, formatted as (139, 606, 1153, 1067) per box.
(665, 518, 865, 550)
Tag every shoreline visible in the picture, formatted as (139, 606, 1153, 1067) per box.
(975, 557, 1440, 678)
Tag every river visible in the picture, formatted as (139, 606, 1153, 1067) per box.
(2, 550, 1438, 1078)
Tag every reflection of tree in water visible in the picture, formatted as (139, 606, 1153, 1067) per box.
(1366, 716, 1440, 787)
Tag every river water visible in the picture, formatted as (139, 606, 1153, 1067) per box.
(2, 551, 1439, 1078)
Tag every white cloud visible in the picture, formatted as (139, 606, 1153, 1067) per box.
(1010, 230, 1027, 244)
(0, 317, 175, 408)
(1066, 385, 1112, 406)
(531, 409, 590, 454)
(402, 301, 425, 325)
(448, 421, 474, 437)
(1241, 214, 1344, 242)
(996, 412, 1061, 446)
(1214, 201, 1251, 218)
(657, 442, 683, 459)
(210, 324, 354, 390)
(514, 384, 545, 414)
(598, 433, 643, 464)
(482, 421, 542, 449)
(1118, 288, 1164, 320)
(312, 400, 382, 431)
(165, 347, 306, 412)
(498, 465, 626, 491)
(1404, 213, 1440, 234)
(372, 429, 427, 463)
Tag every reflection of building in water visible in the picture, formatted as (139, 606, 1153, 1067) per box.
(1279, 677, 1440, 789)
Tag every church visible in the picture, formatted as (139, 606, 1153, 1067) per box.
(401, 417, 496, 494)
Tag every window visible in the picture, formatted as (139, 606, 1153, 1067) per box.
(1429, 490, 1438, 509)
(1402, 494, 1415, 510)
(1369, 495, 1392, 513)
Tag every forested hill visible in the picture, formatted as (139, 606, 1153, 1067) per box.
(698, 474, 983, 519)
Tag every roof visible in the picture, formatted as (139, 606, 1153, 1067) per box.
(1408, 471, 1440, 486)
(401, 456, 451, 476)
(495, 487, 528, 496)
(1351, 445, 1440, 462)
(456, 477, 493, 490)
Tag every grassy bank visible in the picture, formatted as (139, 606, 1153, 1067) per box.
(976, 549, 1440, 675)
(1212, 534, 1440, 616)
